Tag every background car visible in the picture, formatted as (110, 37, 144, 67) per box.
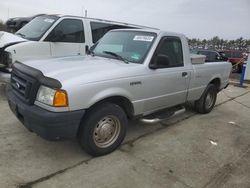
(218, 50, 244, 73)
(6, 14, 45, 31)
(195, 49, 228, 62)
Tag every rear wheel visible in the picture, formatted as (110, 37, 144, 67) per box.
(78, 103, 127, 156)
(195, 84, 217, 114)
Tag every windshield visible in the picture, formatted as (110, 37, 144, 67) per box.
(92, 30, 157, 63)
(16, 15, 59, 41)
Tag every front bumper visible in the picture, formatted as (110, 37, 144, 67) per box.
(7, 88, 85, 140)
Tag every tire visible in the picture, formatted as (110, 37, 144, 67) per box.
(78, 103, 127, 156)
(195, 84, 217, 114)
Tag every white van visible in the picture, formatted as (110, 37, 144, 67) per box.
(0, 14, 156, 72)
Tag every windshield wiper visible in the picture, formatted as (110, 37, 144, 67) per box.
(16, 33, 26, 38)
(103, 51, 129, 64)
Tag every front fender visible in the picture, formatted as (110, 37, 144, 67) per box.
(67, 83, 136, 112)
(88, 87, 133, 108)
(5, 41, 51, 64)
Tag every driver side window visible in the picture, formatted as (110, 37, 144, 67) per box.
(152, 37, 184, 68)
(45, 19, 85, 43)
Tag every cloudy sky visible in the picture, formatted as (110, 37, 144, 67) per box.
(0, 0, 249, 39)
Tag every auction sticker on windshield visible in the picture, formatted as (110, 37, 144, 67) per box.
(133, 36, 154, 42)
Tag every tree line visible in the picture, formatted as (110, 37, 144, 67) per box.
(188, 36, 250, 52)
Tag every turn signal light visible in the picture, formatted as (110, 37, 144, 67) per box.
(53, 90, 68, 107)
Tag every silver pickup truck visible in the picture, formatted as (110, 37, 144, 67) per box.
(7, 29, 232, 156)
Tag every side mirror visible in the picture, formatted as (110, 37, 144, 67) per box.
(149, 54, 170, 69)
(86, 44, 96, 55)
(85, 45, 90, 54)
(51, 30, 63, 42)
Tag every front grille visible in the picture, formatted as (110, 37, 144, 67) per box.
(11, 68, 40, 105)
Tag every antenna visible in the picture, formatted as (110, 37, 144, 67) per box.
(81, 6, 87, 17)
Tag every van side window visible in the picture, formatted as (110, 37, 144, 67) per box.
(90, 22, 131, 43)
(45, 19, 85, 43)
(153, 37, 184, 68)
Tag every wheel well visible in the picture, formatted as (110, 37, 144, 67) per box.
(210, 78, 221, 91)
(89, 96, 134, 119)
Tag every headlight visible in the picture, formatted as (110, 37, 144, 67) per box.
(36, 86, 68, 107)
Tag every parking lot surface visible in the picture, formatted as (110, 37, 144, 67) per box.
(0, 76, 250, 187)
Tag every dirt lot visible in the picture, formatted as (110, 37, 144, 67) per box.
(0, 73, 250, 188)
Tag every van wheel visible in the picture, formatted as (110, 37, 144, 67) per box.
(195, 84, 217, 114)
(78, 103, 127, 156)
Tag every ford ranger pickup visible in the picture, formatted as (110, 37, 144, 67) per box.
(7, 29, 232, 156)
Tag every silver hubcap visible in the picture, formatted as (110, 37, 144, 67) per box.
(93, 115, 121, 148)
(205, 92, 214, 109)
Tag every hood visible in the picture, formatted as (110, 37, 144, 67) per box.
(0, 31, 27, 48)
(22, 55, 144, 86)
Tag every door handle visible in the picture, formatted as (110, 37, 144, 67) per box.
(182, 72, 188, 77)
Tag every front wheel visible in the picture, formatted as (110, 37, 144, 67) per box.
(195, 84, 217, 114)
(78, 103, 127, 156)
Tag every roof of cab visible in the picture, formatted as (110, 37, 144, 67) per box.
(108, 28, 186, 38)
(42, 14, 159, 30)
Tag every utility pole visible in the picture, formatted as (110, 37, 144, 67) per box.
(85, 9, 87, 17)
(7, 8, 10, 19)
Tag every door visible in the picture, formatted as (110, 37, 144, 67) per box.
(143, 37, 190, 113)
(45, 19, 85, 57)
